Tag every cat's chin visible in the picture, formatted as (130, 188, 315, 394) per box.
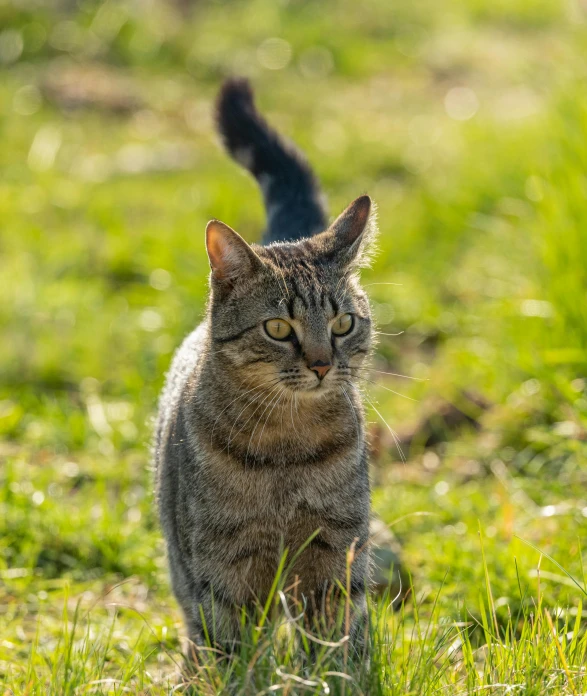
(293, 381, 337, 398)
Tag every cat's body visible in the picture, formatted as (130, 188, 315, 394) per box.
(154, 78, 376, 650)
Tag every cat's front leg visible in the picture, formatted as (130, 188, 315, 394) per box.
(187, 585, 246, 654)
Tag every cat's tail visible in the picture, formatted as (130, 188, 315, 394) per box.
(215, 77, 328, 244)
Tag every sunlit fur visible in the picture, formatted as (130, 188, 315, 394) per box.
(154, 78, 377, 654)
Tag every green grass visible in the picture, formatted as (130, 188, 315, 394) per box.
(2, 0, 587, 692)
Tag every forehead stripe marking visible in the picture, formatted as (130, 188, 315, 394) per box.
(289, 276, 309, 311)
(296, 294, 309, 311)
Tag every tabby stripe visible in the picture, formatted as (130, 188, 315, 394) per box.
(297, 293, 309, 310)
(215, 437, 352, 469)
(214, 325, 258, 343)
(309, 534, 334, 551)
(230, 545, 279, 564)
(290, 276, 308, 310)
(243, 357, 272, 365)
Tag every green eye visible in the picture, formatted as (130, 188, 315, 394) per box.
(265, 319, 293, 340)
(332, 313, 353, 336)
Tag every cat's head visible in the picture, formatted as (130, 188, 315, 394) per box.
(205, 196, 376, 397)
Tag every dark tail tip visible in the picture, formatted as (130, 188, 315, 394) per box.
(215, 77, 261, 159)
(216, 77, 255, 116)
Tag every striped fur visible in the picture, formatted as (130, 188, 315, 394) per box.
(154, 80, 377, 653)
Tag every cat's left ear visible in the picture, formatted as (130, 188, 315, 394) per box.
(322, 195, 377, 268)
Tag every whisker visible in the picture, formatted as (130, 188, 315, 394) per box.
(231, 389, 277, 456)
(356, 376, 419, 402)
(210, 377, 282, 444)
(246, 386, 284, 464)
(363, 392, 406, 463)
(225, 393, 268, 453)
(293, 391, 301, 439)
(280, 391, 292, 456)
(289, 390, 296, 432)
(252, 387, 285, 460)
(340, 385, 361, 453)
(227, 383, 281, 451)
(374, 330, 404, 337)
(246, 385, 282, 446)
(363, 282, 403, 287)
(354, 367, 427, 382)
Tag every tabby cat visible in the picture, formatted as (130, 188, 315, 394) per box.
(154, 78, 377, 652)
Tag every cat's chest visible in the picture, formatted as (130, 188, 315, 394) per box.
(204, 452, 355, 522)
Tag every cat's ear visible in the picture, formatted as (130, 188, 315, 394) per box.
(322, 195, 377, 268)
(206, 220, 263, 285)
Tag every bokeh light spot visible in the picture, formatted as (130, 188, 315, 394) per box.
(257, 38, 292, 70)
(444, 87, 479, 121)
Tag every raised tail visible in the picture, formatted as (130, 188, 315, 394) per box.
(215, 77, 328, 244)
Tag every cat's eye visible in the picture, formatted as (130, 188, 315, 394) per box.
(332, 313, 354, 336)
(265, 318, 293, 341)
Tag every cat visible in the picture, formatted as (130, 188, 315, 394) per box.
(154, 77, 377, 654)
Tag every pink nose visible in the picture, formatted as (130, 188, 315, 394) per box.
(309, 361, 332, 380)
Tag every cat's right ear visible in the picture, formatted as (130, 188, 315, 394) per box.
(206, 220, 263, 286)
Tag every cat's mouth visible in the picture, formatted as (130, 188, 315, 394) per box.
(300, 376, 336, 395)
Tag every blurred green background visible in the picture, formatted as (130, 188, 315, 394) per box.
(1, 0, 587, 690)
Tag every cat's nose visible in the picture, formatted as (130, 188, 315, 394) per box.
(308, 361, 332, 380)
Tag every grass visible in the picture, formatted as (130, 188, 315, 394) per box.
(1, 0, 587, 692)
